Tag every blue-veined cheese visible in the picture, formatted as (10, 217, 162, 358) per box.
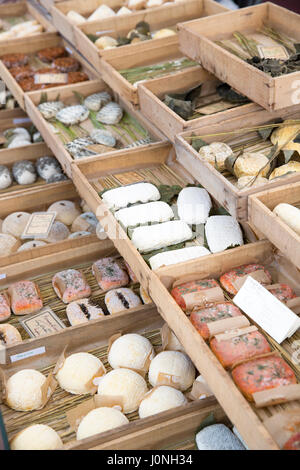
(149, 246, 210, 270)
(177, 187, 212, 224)
(131, 220, 193, 253)
(102, 183, 160, 210)
(205, 215, 243, 253)
(115, 201, 174, 228)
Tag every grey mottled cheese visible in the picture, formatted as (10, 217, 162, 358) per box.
(196, 424, 246, 450)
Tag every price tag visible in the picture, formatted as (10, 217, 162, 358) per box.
(34, 73, 68, 85)
(257, 45, 289, 60)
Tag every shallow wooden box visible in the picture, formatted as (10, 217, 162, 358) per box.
(0, 0, 55, 43)
(73, 0, 227, 75)
(0, 141, 65, 196)
(51, 0, 126, 43)
(138, 66, 264, 142)
(178, 2, 300, 111)
(147, 239, 300, 450)
(175, 106, 300, 220)
(98, 39, 199, 107)
(72, 142, 261, 293)
(0, 32, 100, 110)
(249, 181, 300, 269)
(24, 80, 166, 178)
(0, 303, 225, 450)
(0, 179, 100, 268)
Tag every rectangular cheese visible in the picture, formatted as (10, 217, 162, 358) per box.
(115, 201, 174, 229)
(131, 220, 193, 253)
(102, 183, 160, 210)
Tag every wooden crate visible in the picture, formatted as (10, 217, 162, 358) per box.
(40, 0, 64, 13)
(0, 32, 100, 110)
(138, 66, 264, 142)
(0, 304, 225, 450)
(249, 181, 300, 269)
(98, 40, 199, 107)
(73, 0, 227, 72)
(51, 0, 126, 43)
(0, 0, 55, 43)
(24, 80, 166, 178)
(147, 239, 300, 450)
(175, 106, 300, 220)
(0, 180, 100, 268)
(178, 3, 300, 112)
(72, 142, 261, 294)
(0, 141, 66, 196)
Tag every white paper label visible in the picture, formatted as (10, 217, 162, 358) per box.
(233, 277, 300, 344)
(0, 274, 6, 280)
(10, 346, 46, 363)
(13, 118, 31, 125)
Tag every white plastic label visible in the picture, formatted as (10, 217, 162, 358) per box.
(10, 346, 46, 363)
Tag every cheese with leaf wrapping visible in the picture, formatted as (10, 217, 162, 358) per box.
(102, 183, 160, 210)
(205, 216, 243, 253)
(177, 187, 212, 225)
(149, 246, 210, 270)
(115, 201, 174, 228)
(131, 220, 193, 253)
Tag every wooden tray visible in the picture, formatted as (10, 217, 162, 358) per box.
(138, 66, 263, 142)
(0, 32, 100, 110)
(0, 180, 99, 268)
(0, 0, 55, 44)
(72, 142, 260, 292)
(24, 80, 166, 178)
(147, 239, 300, 450)
(175, 107, 300, 220)
(51, 0, 127, 43)
(178, 3, 300, 111)
(0, 141, 67, 196)
(73, 0, 227, 72)
(98, 40, 199, 107)
(249, 181, 300, 269)
(0, 304, 225, 450)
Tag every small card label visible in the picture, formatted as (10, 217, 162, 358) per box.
(19, 307, 66, 338)
(34, 73, 68, 85)
(21, 211, 56, 239)
(234, 277, 300, 344)
(257, 45, 289, 60)
(10, 346, 46, 363)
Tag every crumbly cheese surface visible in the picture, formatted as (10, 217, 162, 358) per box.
(139, 386, 187, 418)
(97, 368, 148, 413)
(131, 220, 193, 253)
(7, 369, 46, 411)
(108, 333, 154, 370)
(77, 407, 129, 440)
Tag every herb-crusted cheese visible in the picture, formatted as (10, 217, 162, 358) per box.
(131, 220, 193, 253)
(102, 183, 160, 210)
(205, 216, 243, 253)
(115, 201, 174, 228)
(149, 246, 210, 270)
(177, 187, 212, 225)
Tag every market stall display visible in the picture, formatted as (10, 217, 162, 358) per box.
(0, 0, 299, 452)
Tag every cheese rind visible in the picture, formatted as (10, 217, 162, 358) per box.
(131, 220, 193, 253)
(273, 203, 300, 236)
